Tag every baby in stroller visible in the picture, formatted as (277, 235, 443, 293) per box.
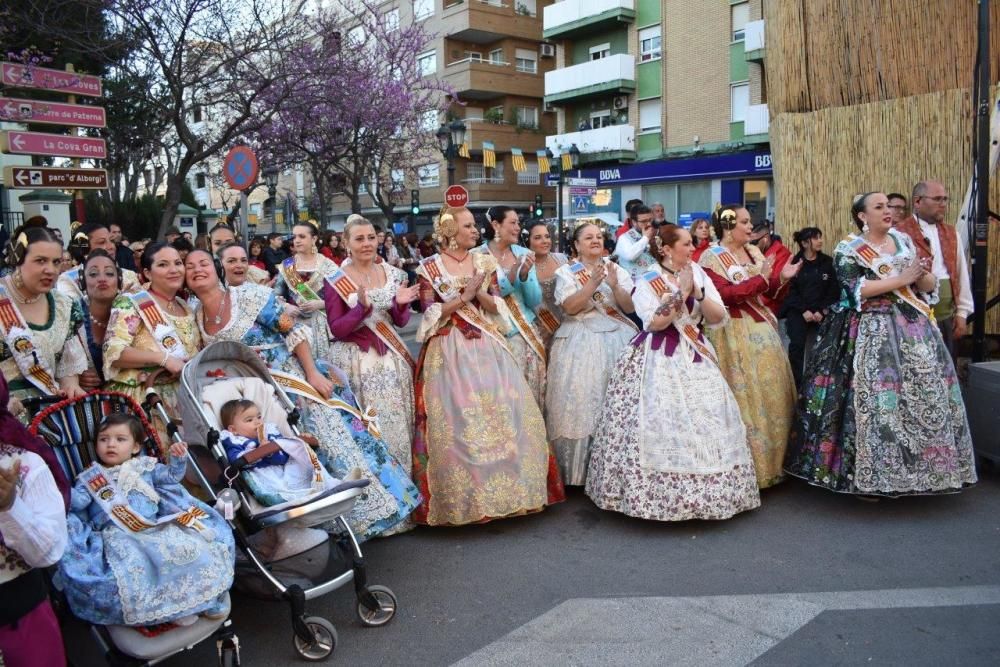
(219, 398, 365, 507)
(57, 413, 235, 628)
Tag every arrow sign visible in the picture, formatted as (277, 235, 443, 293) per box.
(0, 96, 106, 128)
(1, 63, 103, 97)
(2, 166, 108, 190)
(0, 130, 107, 160)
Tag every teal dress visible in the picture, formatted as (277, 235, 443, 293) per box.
(198, 283, 419, 539)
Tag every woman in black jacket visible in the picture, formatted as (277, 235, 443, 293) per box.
(782, 227, 841, 387)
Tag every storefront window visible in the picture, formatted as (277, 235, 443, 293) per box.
(678, 182, 712, 217)
(743, 179, 770, 227)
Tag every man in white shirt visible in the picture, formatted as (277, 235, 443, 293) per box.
(895, 180, 973, 356)
(613, 204, 657, 282)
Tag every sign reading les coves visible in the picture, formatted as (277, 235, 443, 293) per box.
(0, 63, 103, 97)
(3, 166, 108, 190)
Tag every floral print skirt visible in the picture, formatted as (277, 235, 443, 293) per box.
(785, 307, 977, 496)
(586, 343, 760, 521)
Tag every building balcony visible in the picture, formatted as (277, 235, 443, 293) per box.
(543, 0, 635, 41)
(442, 0, 543, 44)
(546, 124, 635, 163)
(544, 54, 635, 105)
(744, 103, 769, 136)
(444, 58, 545, 101)
(463, 117, 550, 154)
(744, 19, 765, 61)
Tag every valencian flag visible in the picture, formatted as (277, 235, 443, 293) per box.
(511, 147, 527, 172)
(483, 141, 496, 168)
(458, 142, 470, 158)
(536, 149, 550, 172)
(561, 151, 573, 170)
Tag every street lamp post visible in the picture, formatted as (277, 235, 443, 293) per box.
(263, 166, 279, 234)
(549, 144, 580, 253)
(436, 118, 467, 188)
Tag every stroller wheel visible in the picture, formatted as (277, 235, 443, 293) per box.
(292, 616, 337, 661)
(357, 585, 398, 627)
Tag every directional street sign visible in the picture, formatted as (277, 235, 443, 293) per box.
(0, 130, 107, 160)
(3, 166, 108, 190)
(1, 63, 103, 97)
(0, 96, 106, 128)
(444, 184, 469, 208)
(567, 177, 597, 188)
(223, 145, 259, 191)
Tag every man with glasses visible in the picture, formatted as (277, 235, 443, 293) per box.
(886, 193, 909, 226)
(749, 219, 792, 315)
(895, 180, 973, 355)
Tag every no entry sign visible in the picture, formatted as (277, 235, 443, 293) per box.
(223, 146, 259, 191)
(444, 184, 469, 208)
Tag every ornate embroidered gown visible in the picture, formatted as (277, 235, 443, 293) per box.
(784, 229, 977, 495)
(545, 260, 637, 485)
(412, 253, 563, 526)
(0, 290, 87, 412)
(699, 244, 795, 488)
(585, 264, 760, 520)
(197, 283, 419, 539)
(535, 252, 568, 350)
(57, 455, 234, 626)
(275, 254, 341, 360)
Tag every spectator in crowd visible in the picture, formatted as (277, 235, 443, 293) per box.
(108, 223, 137, 271)
(418, 232, 437, 259)
(248, 237, 268, 271)
(650, 202, 668, 227)
(383, 232, 402, 268)
(887, 192, 909, 226)
(171, 236, 195, 262)
(614, 204, 657, 282)
(691, 218, 713, 261)
(615, 198, 644, 239)
(263, 232, 288, 276)
(749, 220, 793, 315)
(194, 233, 212, 252)
(209, 224, 236, 255)
(164, 226, 182, 244)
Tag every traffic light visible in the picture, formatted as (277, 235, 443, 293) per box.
(533, 194, 544, 218)
(410, 189, 420, 215)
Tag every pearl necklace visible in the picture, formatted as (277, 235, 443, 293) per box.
(5, 276, 42, 304)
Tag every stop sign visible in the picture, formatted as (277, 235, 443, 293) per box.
(444, 184, 469, 208)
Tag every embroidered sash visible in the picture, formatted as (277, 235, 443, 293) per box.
(258, 424, 325, 489)
(534, 307, 561, 336)
(79, 465, 214, 538)
(325, 269, 416, 370)
(269, 370, 383, 440)
(502, 295, 546, 361)
(707, 246, 779, 331)
(0, 284, 61, 395)
(846, 235, 933, 319)
(569, 261, 639, 332)
(128, 291, 186, 359)
(282, 257, 322, 304)
(417, 254, 513, 352)
(641, 270, 718, 365)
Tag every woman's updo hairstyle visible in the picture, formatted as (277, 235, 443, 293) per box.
(525, 220, 549, 237)
(294, 219, 320, 237)
(572, 221, 600, 245)
(850, 192, 878, 231)
(483, 206, 516, 241)
(792, 227, 823, 250)
(710, 204, 742, 240)
(343, 213, 374, 242)
(649, 223, 685, 262)
(434, 205, 468, 247)
(3, 217, 60, 268)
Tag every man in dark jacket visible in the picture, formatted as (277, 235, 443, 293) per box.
(262, 232, 288, 276)
(749, 220, 792, 315)
(108, 223, 137, 271)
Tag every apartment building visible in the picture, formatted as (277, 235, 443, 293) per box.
(543, 0, 775, 229)
(321, 0, 557, 231)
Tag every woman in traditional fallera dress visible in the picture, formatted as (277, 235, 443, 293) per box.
(412, 206, 563, 526)
(276, 220, 342, 359)
(74, 250, 121, 392)
(324, 216, 420, 479)
(185, 250, 419, 539)
(474, 206, 548, 407)
(785, 192, 977, 496)
(699, 206, 800, 489)
(527, 221, 568, 350)
(545, 223, 638, 486)
(0, 222, 88, 419)
(104, 244, 201, 420)
(587, 225, 760, 520)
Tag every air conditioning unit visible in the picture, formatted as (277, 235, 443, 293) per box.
(612, 95, 628, 110)
(539, 43, 555, 58)
(543, 102, 557, 113)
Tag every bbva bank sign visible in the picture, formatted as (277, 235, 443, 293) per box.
(593, 151, 773, 185)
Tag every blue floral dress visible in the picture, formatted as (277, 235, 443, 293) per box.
(57, 455, 235, 626)
(198, 283, 419, 539)
(785, 229, 977, 495)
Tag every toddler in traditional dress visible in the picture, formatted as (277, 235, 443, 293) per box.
(57, 414, 235, 628)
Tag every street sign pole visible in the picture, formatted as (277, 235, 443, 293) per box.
(66, 64, 85, 224)
(241, 190, 250, 252)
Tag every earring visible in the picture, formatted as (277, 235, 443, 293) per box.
(448, 237, 459, 251)
(861, 221, 870, 233)
(12, 268, 23, 289)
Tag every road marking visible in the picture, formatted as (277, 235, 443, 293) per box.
(454, 586, 1000, 666)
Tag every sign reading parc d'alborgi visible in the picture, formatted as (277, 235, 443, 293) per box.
(2, 166, 108, 190)
(0, 63, 103, 97)
(0, 96, 106, 128)
(0, 130, 107, 160)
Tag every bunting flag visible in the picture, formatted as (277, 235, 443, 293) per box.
(561, 152, 573, 170)
(511, 147, 527, 172)
(458, 142, 470, 158)
(536, 149, 550, 173)
(483, 141, 496, 168)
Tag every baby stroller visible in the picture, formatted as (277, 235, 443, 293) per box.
(168, 341, 398, 661)
(25, 391, 240, 667)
